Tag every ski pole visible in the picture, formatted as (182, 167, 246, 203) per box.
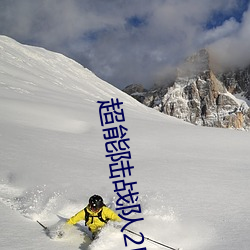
(37, 220, 48, 231)
(124, 228, 181, 250)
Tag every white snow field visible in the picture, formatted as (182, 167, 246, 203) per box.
(0, 35, 250, 250)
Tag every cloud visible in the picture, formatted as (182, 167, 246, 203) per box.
(0, 0, 249, 88)
(209, 4, 250, 69)
(200, 18, 240, 45)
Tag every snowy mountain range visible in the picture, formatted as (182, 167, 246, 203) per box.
(0, 36, 250, 250)
(123, 49, 250, 130)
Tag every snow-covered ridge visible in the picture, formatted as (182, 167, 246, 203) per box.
(0, 35, 139, 103)
(0, 35, 152, 133)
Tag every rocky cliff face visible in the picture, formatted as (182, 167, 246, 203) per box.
(217, 66, 250, 99)
(123, 49, 250, 130)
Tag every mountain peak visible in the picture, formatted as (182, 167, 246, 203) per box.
(124, 48, 250, 130)
(177, 49, 211, 78)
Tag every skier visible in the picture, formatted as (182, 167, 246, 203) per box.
(66, 194, 121, 239)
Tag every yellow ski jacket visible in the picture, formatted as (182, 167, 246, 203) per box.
(67, 206, 121, 233)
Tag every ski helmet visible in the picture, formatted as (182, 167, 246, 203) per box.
(89, 195, 104, 211)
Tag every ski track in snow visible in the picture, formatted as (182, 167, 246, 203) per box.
(0, 181, 62, 221)
(0, 179, 213, 250)
(0, 181, 96, 249)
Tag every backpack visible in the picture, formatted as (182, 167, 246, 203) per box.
(84, 206, 109, 226)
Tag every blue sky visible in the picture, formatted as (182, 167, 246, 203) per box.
(0, 0, 249, 89)
(206, 0, 249, 28)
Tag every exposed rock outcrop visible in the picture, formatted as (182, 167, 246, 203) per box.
(123, 49, 250, 130)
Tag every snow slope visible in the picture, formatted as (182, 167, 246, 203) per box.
(0, 35, 250, 250)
